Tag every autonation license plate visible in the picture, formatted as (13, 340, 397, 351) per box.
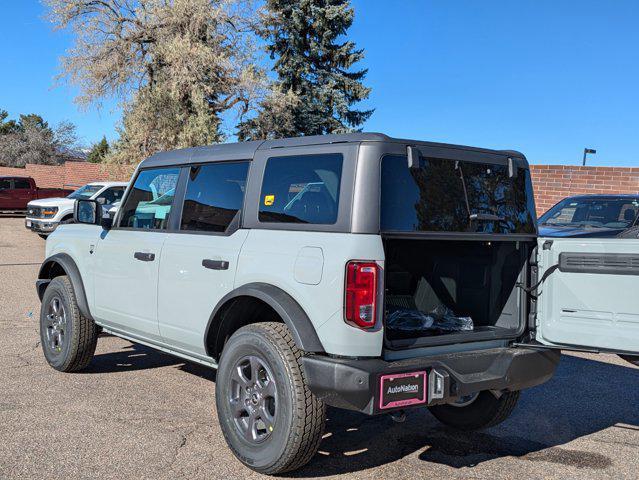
(379, 371, 427, 410)
(25, 220, 31, 228)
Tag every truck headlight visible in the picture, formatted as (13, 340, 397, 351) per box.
(42, 208, 58, 218)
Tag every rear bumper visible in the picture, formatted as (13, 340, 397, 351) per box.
(25, 218, 59, 234)
(301, 347, 560, 415)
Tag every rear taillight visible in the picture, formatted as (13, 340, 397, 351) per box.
(344, 261, 379, 329)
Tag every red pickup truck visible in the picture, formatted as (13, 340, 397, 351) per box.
(0, 176, 74, 214)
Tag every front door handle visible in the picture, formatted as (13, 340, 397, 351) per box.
(202, 259, 229, 270)
(134, 252, 155, 262)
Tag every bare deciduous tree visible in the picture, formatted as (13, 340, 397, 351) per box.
(0, 110, 79, 167)
(45, 0, 265, 163)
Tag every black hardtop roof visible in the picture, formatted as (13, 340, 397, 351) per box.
(140, 132, 526, 169)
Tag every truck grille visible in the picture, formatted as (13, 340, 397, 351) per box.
(27, 206, 57, 218)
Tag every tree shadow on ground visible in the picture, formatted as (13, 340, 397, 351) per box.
(84, 341, 639, 476)
(289, 354, 638, 477)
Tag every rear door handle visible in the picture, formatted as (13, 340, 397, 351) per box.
(134, 252, 155, 262)
(202, 259, 229, 270)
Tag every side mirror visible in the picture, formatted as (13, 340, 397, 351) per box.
(73, 199, 102, 225)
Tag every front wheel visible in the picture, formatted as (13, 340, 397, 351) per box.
(215, 322, 325, 474)
(428, 390, 520, 431)
(39, 275, 99, 372)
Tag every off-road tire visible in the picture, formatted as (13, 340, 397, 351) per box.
(40, 275, 99, 372)
(216, 322, 326, 474)
(428, 390, 520, 431)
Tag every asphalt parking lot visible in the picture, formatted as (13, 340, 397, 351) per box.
(1, 216, 638, 479)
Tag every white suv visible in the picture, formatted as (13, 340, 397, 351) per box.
(25, 182, 127, 238)
(36, 134, 639, 474)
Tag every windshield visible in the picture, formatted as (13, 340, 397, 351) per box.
(67, 185, 103, 200)
(539, 197, 639, 229)
(381, 155, 537, 234)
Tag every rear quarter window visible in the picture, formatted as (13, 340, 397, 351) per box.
(258, 154, 343, 225)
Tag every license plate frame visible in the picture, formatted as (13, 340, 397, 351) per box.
(379, 370, 428, 410)
(25, 220, 32, 228)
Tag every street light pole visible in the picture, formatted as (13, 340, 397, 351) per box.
(582, 148, 597, 166)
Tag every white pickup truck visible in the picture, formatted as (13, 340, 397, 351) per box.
(25, 182, 127, 238)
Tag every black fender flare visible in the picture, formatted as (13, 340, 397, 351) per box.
(205, 282, 325, 355)
(37, 253, 93, 321)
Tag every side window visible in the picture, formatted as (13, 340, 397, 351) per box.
(97, 187, 125, 204)
(258, 154, 343, 224)
(118, 168, 180, 230)
(13, 178, 31, 189)
(0, 179, 10, 190)
(180, 162, 249, 233)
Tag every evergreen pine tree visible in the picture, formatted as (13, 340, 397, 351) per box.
(87, 136, 109, 163)
(238, 0, 373, 140)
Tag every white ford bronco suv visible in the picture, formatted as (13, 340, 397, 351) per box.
(37, 133, 639, 474)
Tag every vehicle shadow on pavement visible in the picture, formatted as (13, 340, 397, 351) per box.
(290, 354, 638, 477)
(85, 341, 218, 381)
(85, 343, 182, 373)
(83, 343, 638, 475)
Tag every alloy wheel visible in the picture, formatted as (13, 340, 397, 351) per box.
(45, 296, 67, 355)
(229, 355, 278, 443)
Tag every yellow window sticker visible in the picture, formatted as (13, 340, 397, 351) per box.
(264, 194, 275, 206)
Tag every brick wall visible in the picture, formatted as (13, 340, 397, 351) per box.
(2, 161, 638, 215)
(530, 165, 639, 214)
(0, 162, 134, 189)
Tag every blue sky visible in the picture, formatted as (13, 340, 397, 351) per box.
(1, 0, 638, 166)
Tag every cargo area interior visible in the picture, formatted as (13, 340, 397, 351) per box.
(383, 238, 532, 348)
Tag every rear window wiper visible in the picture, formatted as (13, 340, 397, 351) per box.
(470, 213, 505, 222)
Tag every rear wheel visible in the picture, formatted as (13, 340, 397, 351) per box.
(216, 322, 325, 474)
(39, 276, 99, 372)
(428, 390, 520, 431)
